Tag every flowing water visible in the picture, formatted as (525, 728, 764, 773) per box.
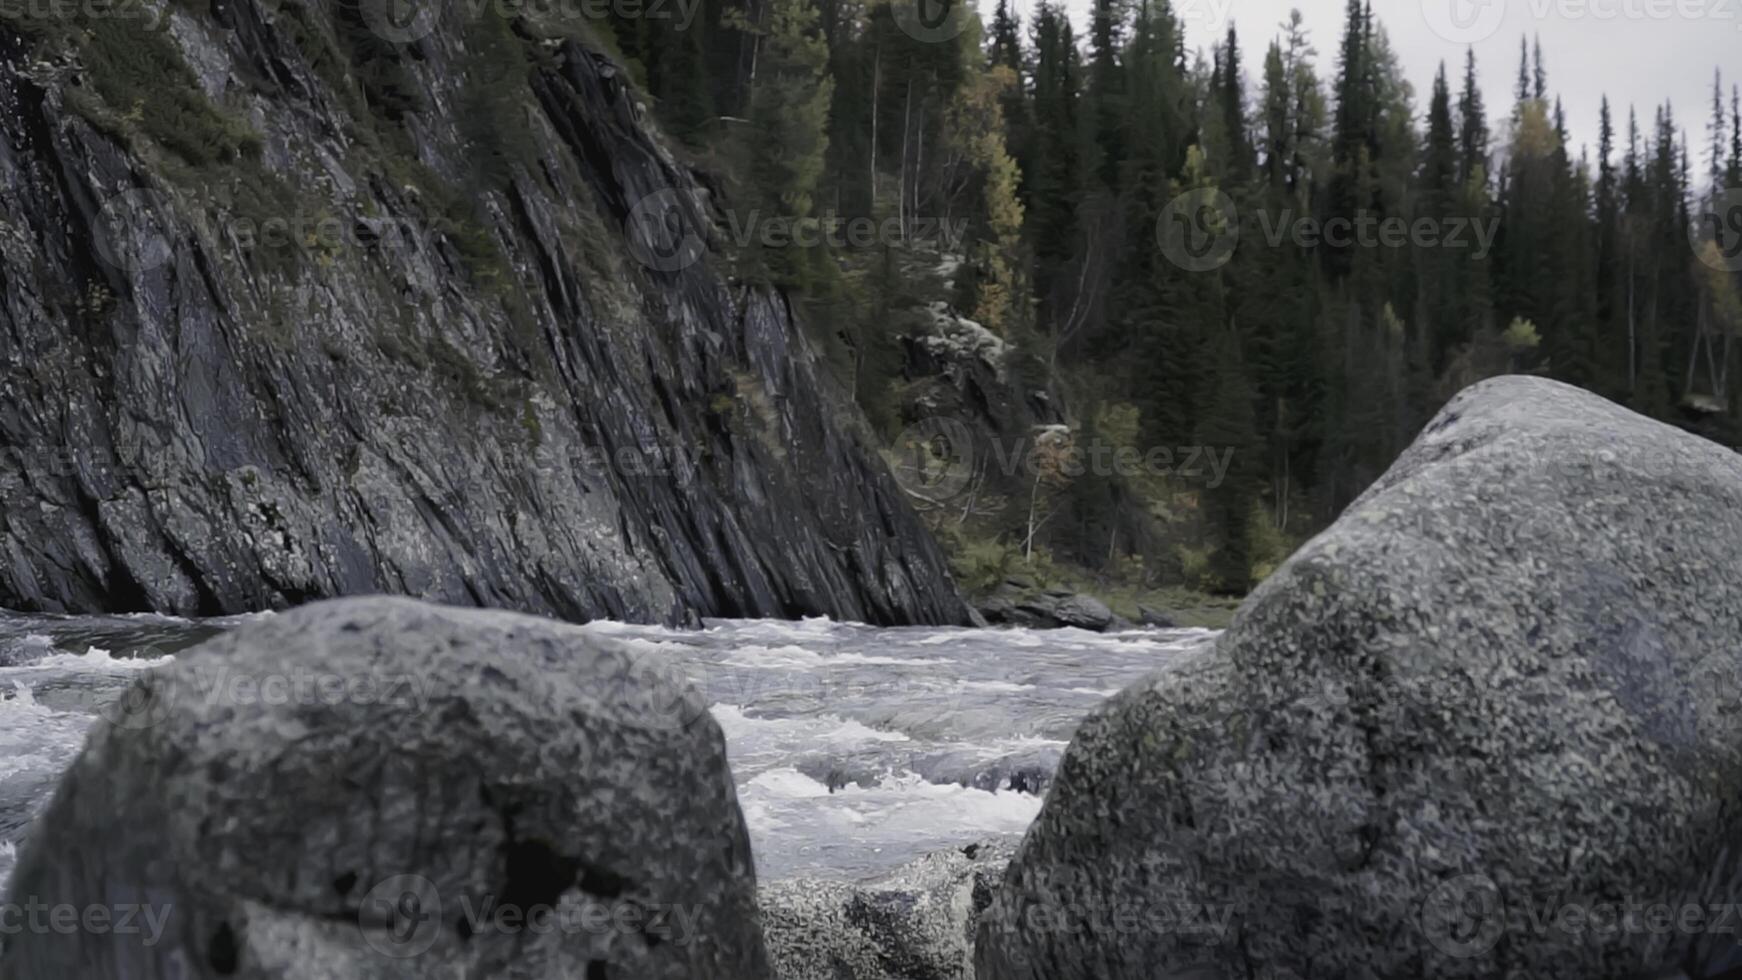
(0, 611, 1216, 889)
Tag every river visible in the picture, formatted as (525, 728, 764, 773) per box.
(0, 610, 1216, 889)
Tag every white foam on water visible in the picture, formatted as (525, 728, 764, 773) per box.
(574, 619, 652, 636)
(745, 766, 836, 800)
(976, 734, 1069, 751)
(26, 646, 175, 674)
(713, 704, 912, 750)
(826, 652, 938, 667)
(723, 645, 936, 669)
(719, 644, 836, 669)
(1068, 686, 1124, 697)
(961, 680, 1036, 694)
(738, 765, 1048, 879)
(0, 679, 97, 793)
(0, 610, 1219, 885)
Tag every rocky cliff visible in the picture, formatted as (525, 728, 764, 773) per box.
(0, 0, 968, 624)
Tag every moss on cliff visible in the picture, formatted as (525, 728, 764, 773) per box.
(62, 18, 261, 166)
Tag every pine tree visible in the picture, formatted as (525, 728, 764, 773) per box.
(1083, 0, 1127, 189)
(989, 0, 1022, 71)
(1325, 0, 1374, 279)
(1025, 1, 1083, 302)
(944, 57, 1028, 336)
(1594, 96, 1627, 397)
(1711, 71, 1730, 195)
(1196, 325, 1261, 595)
(1262, 41, 1291, 191)
(987, 0, 1033, 203)
(1422, 64, 1458, 217)
(1420, 64, 1460, 366)
(1457, 48, 1489, 185)
(1219, 25, 1252, 184)
(745, 0, 836, 287)
(1731, 85, 1742, 186)
(1531, 35, 1547, 102)
(1513, 36, 1530, 113)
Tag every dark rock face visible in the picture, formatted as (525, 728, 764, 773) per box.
(977, 585, 1126, 633)
(762, 840, 1014, 980)
(0, 6, 967, 626)
(0, 597, 770, 978)
(1135, 605, 1177, 629)
(977, 377, 1742, 980)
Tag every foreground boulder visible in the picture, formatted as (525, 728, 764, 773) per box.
(763, 840, 1014, 979)
(977, 377, 1742, 979)
(0, 597, 769, 978)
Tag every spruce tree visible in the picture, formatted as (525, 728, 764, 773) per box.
(745, 0, 835, 287)
(1196, 325, 1260, 595)
(1457, 48, 1489, 185)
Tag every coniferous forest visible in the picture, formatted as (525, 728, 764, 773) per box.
(603, 0, 1742, 605)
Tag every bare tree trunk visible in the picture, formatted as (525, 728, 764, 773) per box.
(1278, 450, 1290, 532)
(1722, 332, 1734, 401)
(869, 47, 880, 208)
(899, 81, 912, 242)
(1024, 466, 1043, 562)
(912, 103, 925, 241)
(1687, 302, 1705, 395)
(1627, 247, 1637, 391)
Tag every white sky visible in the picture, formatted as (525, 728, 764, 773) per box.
(1047, 0, 1740, 177)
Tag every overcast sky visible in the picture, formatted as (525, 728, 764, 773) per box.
(1049, 0, 1740, 180)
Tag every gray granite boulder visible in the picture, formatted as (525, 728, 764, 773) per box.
(977, 377, 1742, 979)
(1135, 605, 1178, 629)
(763, 840, 1015, 979)
(1048, 594, 1117, 632)
(980, 587, 1126, 632)
(0, 597, 769, 979)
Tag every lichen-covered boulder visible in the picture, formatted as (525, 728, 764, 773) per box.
(977, 377, 1742, 979)
(0, 597, 769, 979)
(763, 840, 1014, 979)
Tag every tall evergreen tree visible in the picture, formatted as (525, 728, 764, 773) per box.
(1219, 25, 1252, 183)
(1083, 0, 1127, 188)
(1457, 48, 1489, 184)
(744, 0, 835, 286)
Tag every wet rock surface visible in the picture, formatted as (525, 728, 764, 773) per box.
(0, 5, 966, 627)
(762, 840, 1014, 980)
(975, 583, 1129, 633)
(0, 597, 770, 978)
(978, 377, 1742, 979)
